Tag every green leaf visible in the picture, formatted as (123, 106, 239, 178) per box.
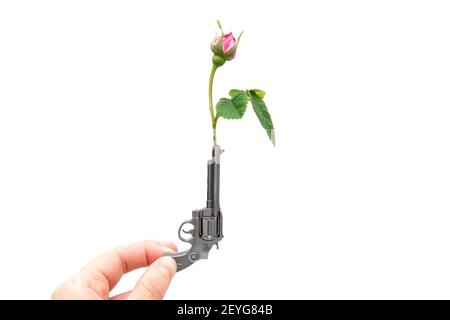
(231, 89, 265, 100)
(229, 89, 242, 97)
(250, 91, 275, 145)
(216, 91, 248, 119)
(248, 89, 266, 99)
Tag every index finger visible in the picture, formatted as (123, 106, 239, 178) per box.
(80, 240, 177, 292)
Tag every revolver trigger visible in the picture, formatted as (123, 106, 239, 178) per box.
(215, 243, 219, 250)
(182, 228, 194, 235)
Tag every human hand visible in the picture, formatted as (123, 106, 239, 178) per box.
(52, 240, 177, 300)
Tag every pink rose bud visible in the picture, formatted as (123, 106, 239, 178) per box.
(222, 33, 237, 56)
(211, 20, 243, 66)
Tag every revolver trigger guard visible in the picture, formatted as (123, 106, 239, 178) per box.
(177, 219, 194, 243)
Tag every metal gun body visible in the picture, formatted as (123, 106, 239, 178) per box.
(165, 145, 223, 271)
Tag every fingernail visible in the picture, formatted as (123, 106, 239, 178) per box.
(158, 257, 177, 276)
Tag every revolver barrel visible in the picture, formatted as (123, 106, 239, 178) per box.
(207, 146, 221, 216)
(206, 161, 214, 209)
(202, 146, 222, 240)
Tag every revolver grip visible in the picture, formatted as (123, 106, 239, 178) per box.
(164, 250, 196, 272)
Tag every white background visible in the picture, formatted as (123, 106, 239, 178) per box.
(0, 1, 449, 299)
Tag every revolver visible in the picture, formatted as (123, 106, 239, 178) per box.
(165, 145, 224, 271)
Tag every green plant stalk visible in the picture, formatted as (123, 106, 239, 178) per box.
(209, 64, 218, 145)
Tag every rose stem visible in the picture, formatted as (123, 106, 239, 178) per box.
(209, 63, 218, 145)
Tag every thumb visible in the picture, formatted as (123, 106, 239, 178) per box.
(127, 256, 177, 300)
